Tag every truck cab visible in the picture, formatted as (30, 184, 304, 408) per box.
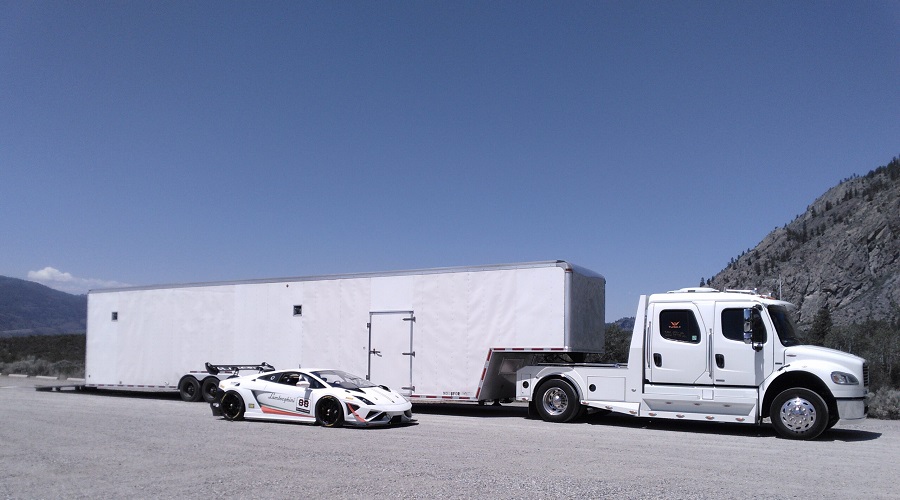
(518, 289, 868, 440)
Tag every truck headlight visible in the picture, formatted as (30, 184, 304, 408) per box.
(831, 372, 859, 385)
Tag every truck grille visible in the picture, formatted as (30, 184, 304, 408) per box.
(863, 363, 870, 387)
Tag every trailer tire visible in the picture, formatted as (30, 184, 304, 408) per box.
(534, 379, 581, 423)
(178, 376, 201, 402)
(201, 377, 219, 403)
(220, 391, 245, 421)
(770, 388, 829, 440)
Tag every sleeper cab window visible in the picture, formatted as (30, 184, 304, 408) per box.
(659, 309, 701, 343)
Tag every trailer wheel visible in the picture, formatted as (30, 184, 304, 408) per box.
(770, 388, 829, 440)
(534, 379, 581, 423)
(316, 397, 344, 428)
(178, 376, 201, 402)
(220, 391, 245, 421)
(201, 377, 219, 403)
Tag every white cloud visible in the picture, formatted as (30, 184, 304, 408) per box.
(27, 267, 132, 295)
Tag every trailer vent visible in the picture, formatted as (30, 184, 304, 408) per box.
(293, 305, 302, 316)
(111, 312, 118, 321)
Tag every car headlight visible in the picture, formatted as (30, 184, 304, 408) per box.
(831, 371, 859, 385)
(355, 396, 374, 405)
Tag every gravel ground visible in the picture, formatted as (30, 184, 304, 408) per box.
(1, 375, 898, 499)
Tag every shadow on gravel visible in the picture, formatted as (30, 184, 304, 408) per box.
(410, 403, 881, 441)
(412, 402, 528, 418)
(580, 412, 881, 441)
(38, 386, 184, 401)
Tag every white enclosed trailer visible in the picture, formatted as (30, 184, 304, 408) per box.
(85, 261, 605, 402)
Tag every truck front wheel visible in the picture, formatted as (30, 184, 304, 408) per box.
(770, 388, 829, 440)
(534, 379, 581, 423)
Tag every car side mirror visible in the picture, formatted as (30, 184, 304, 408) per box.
(295, 380, 310, 389)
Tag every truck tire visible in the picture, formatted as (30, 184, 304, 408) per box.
(220, 391, 245, 421)
(770, 388, 829, 440)
(201, 377, 220, 403)
(178, 376, 202, 402)
(534, 379, 581, 423)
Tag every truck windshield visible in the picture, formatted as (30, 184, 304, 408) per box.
(767, 305, 801, 346)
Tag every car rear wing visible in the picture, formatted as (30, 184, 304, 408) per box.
(205, 361, 275, 375)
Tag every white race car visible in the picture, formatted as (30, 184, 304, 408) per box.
(210, 368, 414, 427)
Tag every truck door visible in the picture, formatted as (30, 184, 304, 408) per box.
(648, 303, 711, 385)
(712, 303, 771, 387)
(367, 311, 415, 396)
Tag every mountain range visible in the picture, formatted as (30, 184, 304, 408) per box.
(0, 277, 86, 337)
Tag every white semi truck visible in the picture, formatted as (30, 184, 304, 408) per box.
(518, 288, 869, 440)
(85, 261, 868, 439)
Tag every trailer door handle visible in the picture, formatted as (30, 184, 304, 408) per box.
(370, 349, 382, 357)
(402, 351, 415, 357)
(715, 354, 725, 369)
(653, 353, 662, 367)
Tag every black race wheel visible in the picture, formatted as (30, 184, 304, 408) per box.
(316, 397, 344, 428)
(201, 377, 219, 403)
(534, 379, 582, 423)
(770, 388, 829, 440)
(178, 377, 201, 402)
(220, 391, 245, 421)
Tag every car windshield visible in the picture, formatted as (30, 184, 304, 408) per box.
(311, 370, 377, 389)
(767, 305, 801, 347)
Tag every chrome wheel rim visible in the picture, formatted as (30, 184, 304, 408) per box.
(542, 387, 569, 416)
(779, 397, 817, 432)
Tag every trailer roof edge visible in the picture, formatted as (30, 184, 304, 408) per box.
(88, 260, 605, 294)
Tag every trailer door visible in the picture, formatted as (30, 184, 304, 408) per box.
(367, 311, 415, 395)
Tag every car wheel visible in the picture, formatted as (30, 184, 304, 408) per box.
(534, 379, 581, 423)
(316, 397, 344, 428)
(201, 377, 219, 403)
(220, 391, 245, 421)
(770, 388, 829, 440)
(178, 376, 201, 402)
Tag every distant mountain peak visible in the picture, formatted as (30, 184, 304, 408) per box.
(0, 276, 87, 337)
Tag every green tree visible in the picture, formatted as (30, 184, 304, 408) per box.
(808, 306, 832, 346)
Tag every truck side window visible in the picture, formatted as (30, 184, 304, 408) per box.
(721, 309, 746, 341)
(659, 309, 701, 343)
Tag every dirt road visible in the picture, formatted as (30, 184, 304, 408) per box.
(1, 376, 897, 499)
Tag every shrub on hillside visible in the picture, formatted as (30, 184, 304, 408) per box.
(868, 388, 900, 420)
(0, 356, 84, 378)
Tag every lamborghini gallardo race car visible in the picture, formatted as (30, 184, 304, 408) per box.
(210, 367, 413, 427)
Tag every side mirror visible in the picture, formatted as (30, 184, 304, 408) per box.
(742, 308, 753, 344)
(295, 380, 310, 389)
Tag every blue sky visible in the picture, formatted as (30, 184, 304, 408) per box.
(2, 2, 898, 320)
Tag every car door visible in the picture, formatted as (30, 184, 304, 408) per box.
(258, 371, 314, 418)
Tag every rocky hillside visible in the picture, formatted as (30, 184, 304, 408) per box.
(0, 276, 87, 337)
(710, 157, 900, 327)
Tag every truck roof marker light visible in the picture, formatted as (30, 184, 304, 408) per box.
(705, 416, 715, 420)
